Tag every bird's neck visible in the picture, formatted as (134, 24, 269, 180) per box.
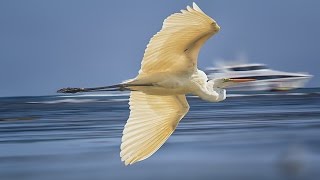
(213, 88, 226, 102)
(190, 70, 226, 102)
(196, 85, 226, 102)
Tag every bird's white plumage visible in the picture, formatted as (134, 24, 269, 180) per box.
(121, 91, 189, 165)
(138, 2, 219, 76)
(120, 2, 221, 165)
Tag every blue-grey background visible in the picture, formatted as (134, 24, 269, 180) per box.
(0, 0, 319, 97)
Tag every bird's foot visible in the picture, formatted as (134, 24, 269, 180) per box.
(57, 87, 85, 93)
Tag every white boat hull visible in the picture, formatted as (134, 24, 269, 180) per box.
(206, 62, 313, 91)
(227, 77, 311, 91)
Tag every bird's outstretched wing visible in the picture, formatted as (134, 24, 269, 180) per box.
(120, 91, 189, 165)
(138, 2, 219, 76)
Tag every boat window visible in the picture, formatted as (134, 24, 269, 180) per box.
(234, 75, 300, 80)
(229, 65, 267, 71)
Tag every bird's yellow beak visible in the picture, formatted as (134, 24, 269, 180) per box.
(227, 78, 256, 83)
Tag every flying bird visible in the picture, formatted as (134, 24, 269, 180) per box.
(58, 2, 254, 165)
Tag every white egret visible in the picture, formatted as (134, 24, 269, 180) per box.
(58, 2, 254, 165)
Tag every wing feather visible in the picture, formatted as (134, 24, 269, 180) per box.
(120, 91, 189, 165)
(138, 3, 220, 75)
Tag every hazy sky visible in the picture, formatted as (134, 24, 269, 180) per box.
(0, 0, 319, 97)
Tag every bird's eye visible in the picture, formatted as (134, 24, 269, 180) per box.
(206, 80, 210, 82)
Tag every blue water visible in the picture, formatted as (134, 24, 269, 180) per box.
(1, 88, 320, 180)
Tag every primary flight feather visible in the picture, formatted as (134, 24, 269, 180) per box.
(139, 3, 218, 75)
(57, 2, 254, 165)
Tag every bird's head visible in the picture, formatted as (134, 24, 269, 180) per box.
(208, 78, 255, 88)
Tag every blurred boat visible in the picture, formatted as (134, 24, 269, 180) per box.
(205, 62, 312, 91)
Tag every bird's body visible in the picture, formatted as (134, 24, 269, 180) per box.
(58, 2, 254, 165)
(127, 70, 199, 94)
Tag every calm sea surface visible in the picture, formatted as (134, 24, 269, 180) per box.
(0, 88, 320, 180)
